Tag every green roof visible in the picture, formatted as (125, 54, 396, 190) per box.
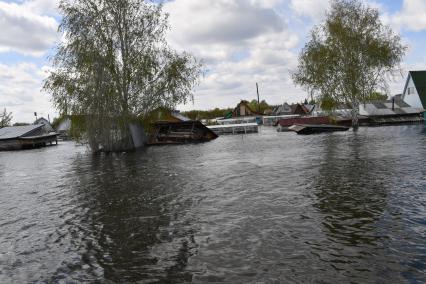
(410, 71, 426, 109)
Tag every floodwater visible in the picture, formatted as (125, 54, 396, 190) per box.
(1, 125, 426, 283)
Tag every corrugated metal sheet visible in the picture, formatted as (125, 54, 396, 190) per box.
(410, 71, 426, 109)
(0, 125, 42, 140)
(360, 101, 423, 116)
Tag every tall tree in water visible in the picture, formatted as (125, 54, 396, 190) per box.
(293, 0, 406, 129)
(0, 108, 12, 128)
(44, 0, 201, 151)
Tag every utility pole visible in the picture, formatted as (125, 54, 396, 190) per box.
(256, 82, 260, 113)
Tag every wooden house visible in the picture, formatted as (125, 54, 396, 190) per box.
(232, 100, 262, 117)
(273, 103, 293, 116)
(35, 117, 55, 133)
(291, 104, 313, 115)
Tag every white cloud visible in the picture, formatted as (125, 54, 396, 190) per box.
(164, 0, 308, 110)
(289, 0, 329, 20)
(392, 0, 426, 32)
(0, 63, 55, 123)
(0, 1, 59, 56)
(165, 0, 285, 46)
(23, 0, 59, 16)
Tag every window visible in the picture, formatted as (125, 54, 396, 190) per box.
(408, 87, 415, 95)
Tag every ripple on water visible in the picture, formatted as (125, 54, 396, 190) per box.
(0, 126, 426, 283)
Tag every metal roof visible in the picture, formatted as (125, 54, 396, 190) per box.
(360, 100, 422, 117)
(208, 123, 258, 129)
(0, 125, 42, 140)
(410, 71, 426, 109)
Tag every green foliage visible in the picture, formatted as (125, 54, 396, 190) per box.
(320, 96, 339, 111)
(51, 116, 64, 129)
(182, 98, 273, 120)
(293, 0, 406, 127)
(0, 108, 12, 128)
(43, 0, 201, 151)
(366, 91, 388, 102)
(248, 100, 271, 114)
(183, 108, 233, 120)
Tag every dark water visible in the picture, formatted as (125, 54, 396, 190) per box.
(1, 125, 426, 283)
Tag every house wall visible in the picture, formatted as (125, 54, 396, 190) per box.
(129, 123, 146, 149)
(240, 105, 247, 116)
(403, 77, 424, 109)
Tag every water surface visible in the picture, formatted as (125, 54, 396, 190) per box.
(1, 125, 426, 283)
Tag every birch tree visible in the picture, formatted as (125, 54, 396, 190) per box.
(0, 108, 12, 128)
(293, 0, 406, 129)
(44, 0, 201, 151)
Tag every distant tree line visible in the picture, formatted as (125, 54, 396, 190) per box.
(183, 108, 233, 120)
(183, 99, 276, 120)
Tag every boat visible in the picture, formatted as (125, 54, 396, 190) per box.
(288, 124, 350, 135)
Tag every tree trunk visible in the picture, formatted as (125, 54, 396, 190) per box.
(351, 100, 360, 130)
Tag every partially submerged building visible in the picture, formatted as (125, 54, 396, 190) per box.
(273, 103, 293, 116)
(208, 123, 258, 135)
(147, 110, 218, 145)
(34, 117, 54, 132)
(147, 121, 217, 145)
(359, 99, 423, 125)
(401, 70, 426, 111)
(0, 124, 58, 151)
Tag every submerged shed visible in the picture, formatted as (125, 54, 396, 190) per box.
(0, 125, 58, 150)
(147, 120, 218, 145)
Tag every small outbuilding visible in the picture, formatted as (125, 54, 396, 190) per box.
(147, 109, 217, 145)
(0, 124, 58, 151)
(147, 120, 218, 145)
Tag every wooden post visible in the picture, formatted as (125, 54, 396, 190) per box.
(256, 83, 260, 113)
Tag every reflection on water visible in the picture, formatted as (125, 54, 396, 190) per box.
(0, 125, 426, 283)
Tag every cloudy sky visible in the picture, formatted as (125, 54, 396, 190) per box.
(1, 0, 426, 122)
